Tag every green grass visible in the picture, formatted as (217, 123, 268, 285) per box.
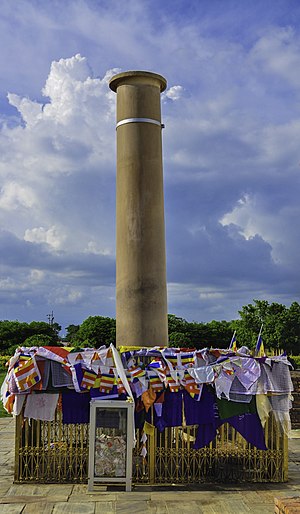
(0, 370, 10, 417)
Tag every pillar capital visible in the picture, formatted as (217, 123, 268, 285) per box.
(109, 70, 167, 93)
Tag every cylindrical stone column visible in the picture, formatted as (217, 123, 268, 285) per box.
(109, 71, 168, 347)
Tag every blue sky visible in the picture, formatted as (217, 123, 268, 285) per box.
(1, 0, 300, 334)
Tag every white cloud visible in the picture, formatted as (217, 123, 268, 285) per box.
(84, 241, 113, 256)
(51, 287, 83, 305)
(0, 54, 118, 253)
(7, 93, 43, 126)
(24, 225, 66, 250)
(220, 193, 300, 268)
(0, 181, 37, 210)
(0, 277, 25, 291)
(250, 27, 300, 88)
(163, 85, 183, 101)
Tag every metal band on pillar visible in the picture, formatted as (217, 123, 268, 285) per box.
(116, 117, 163, 129)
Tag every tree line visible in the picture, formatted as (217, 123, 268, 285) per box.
(0, 300, 300, 355)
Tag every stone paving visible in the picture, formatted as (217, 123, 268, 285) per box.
(0, 417, 300, 513)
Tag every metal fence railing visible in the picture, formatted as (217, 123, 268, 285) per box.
(15, 408, 288, 484)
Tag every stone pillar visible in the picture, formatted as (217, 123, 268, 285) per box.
(109, 71, 168, 347)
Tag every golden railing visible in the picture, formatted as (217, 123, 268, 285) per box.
(14, 408, 288, 484)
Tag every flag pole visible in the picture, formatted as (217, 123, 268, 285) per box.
(229, 330, 237, 351)
(254, 323, 264, 356)
(229, 330, 236, 349)
(257, 323, 263, 342)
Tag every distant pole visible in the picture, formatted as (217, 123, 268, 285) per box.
(47, 311, 54, 326)
(109, 71, 168, 348)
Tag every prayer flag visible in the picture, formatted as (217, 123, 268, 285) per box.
(180, 352, 195, 367)
(117, 377, 127, 395)
(81, 369, 98, 390)
(166, 354, 178, 367)
(105, 348, 114, 368)
(99, 371, 115, 393)
(166, 373, 180, 393)
(128, 364, 146, 379)
(14, 356, 41, 392)
(149, 373, 164, 392)
(92, 352, 100, 362)
(182, 370, 202, 397)
(36, 346, 72, 365)
(147, 358, 161, 369)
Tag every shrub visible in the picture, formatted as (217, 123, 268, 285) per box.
(289, 355, 300, 369)
(0, 356, 10, 370)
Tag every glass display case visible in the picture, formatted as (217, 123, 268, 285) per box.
(88, 399, 135, 491)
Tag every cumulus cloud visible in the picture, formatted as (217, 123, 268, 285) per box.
(163, 85, 184, 101)
(0, 54, 118, 257)
(0, 182, 37, 210)
(24, 226, 66, 250)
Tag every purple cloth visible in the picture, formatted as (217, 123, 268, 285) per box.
(183, 386, 215, 425)
(62, 390, 90, 424)
(194, 423, 218, 449)
(223, 413, 267, 450)
(192, 386, 220, 449)
(73, 363, 85, 391)
(190, 385, 267, 451)
(154, 390, 183, 432)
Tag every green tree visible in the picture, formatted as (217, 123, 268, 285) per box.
(281, 302, 300, 354)
(183, 321, 209, 349)
(76, 316, 116, 347)
(23, 334, 55, 347)
(169, 332, 192, 348)
(27, 321, 58, 342)
(205, 320, 234, 349)
(65, 324, 80, 343)
(168, 314, 190, 335)
(51, 322, 62, 338)
(0, 319, 60, 355)
(0, 320, 29, 354)
(236, 299, 300, 354)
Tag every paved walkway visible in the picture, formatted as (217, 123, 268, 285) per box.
(0, 417, 299, 513)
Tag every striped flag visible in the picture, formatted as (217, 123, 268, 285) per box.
(180, 352, 195, 367)
(166, 373, 180, 393)
(81, 369, 98, 390)
(14, 356, 41, 392)
(148, 373, 164, 392)
(117, 376, 127, 395)
(128, 364, 146, 379)
(92, 352, 100, 362)
(182, 370, 202, 397)
(164, 351, 179, 368)
(166, 355, 178, 367)
(36, 346, 72, 365)
(99, 371, 115, 394)
(104, 348, 114, 368)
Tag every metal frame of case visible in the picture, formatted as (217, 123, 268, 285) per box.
(87, 399, 135, 491)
